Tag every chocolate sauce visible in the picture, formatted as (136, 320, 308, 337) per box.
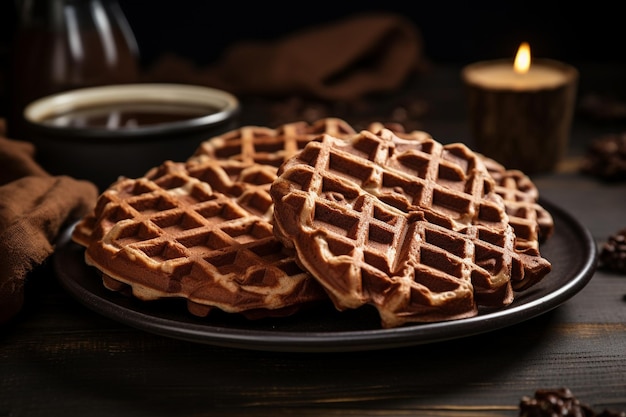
(40, 102, 220, 129)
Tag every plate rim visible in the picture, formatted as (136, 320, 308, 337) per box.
(53, 198, 598, 352)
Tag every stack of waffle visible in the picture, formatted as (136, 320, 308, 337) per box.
(72, 118, 553, 328)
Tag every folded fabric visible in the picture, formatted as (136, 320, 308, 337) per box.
(144, 12, 425, 101)
(0, 135, 98, 325)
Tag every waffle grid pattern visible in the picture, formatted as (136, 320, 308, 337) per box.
(81, 160, 326, 319)
(370, 122, 555, 252)
(271, 129, 551, 327)
(73, 117, 553, 328)
(192, 117, 357, 169)
(482, 156, 555, 248)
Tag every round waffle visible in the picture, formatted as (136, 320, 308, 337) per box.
(73, 159, 328, 319)
(72, 118, 357, 320)
(270, 129, 552, 328)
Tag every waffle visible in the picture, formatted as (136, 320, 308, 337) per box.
(191, 117, 357, 169)
(270, 129, 552, 328)
(367, 122, 554, 251)
(480, 155, 555, 249)
(72, 159, 328, 319)
(73, 118, 357, 247)
(72, 118, 358, 319)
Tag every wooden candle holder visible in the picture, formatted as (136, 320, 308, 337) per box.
(462, 59, 578, 174)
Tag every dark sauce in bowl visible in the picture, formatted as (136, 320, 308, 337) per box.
(22, 83, 240, 190)
(40, 102, 220, 129)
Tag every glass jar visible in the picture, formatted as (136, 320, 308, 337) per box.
(7, 0, 140, 140)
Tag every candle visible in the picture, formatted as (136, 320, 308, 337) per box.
(463, 62, 569, 90)
(461, 43, 578, 173)
(463, 43, 573, 91)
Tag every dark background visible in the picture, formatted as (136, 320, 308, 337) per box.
(3, 1, 626, 69)
(116, 2, 626, 67)
(2, 1, 626, 124)
(125, 2, 626, 67)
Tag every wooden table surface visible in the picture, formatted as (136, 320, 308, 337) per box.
(2, 63, 626, 417)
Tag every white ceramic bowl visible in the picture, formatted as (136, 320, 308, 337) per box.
(23, 83, 240, 190)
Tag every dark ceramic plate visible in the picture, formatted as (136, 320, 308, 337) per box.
(53, 199, 597, 352)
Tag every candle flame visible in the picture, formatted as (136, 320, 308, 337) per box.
(514, 42, 531, 74)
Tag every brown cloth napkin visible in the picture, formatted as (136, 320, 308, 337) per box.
(0, 129, 98, 325)
(144, 13, 425, 101)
